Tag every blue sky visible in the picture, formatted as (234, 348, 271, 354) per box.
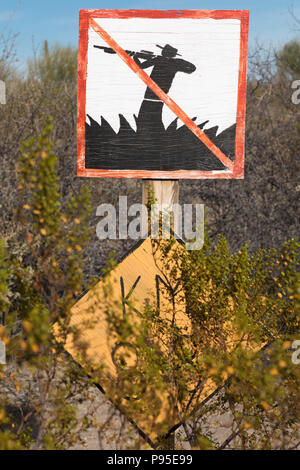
(1, 0, 300, 68)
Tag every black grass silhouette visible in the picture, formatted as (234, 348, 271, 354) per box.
(85, 114, 236, 171)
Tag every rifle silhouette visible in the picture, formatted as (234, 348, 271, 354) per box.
(93, 45, 156, 60)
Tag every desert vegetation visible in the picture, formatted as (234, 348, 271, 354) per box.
(0, 23, 299, 449)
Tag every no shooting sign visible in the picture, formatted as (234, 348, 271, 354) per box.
(77, 10, 249, 179)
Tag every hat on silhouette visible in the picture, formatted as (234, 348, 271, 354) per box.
(156, 44, 181, 57)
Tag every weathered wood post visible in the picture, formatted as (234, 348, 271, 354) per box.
(142, 180, 179, 239)
(142, 180, 179, 208)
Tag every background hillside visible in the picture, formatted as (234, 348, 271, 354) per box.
(0, 37, 299, 277)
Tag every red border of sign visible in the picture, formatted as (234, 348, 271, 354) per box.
(77, 10, 249, 179)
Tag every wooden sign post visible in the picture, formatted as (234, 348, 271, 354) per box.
(67, 8, 250, 446)
(142, 180, 179, 207)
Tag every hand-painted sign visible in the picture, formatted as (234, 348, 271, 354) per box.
(55, 236, 262, 445)
(77, 10, 249, 179)
(55, 237, 189, 444)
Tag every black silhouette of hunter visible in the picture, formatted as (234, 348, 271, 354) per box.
(133, 44, 196, 133)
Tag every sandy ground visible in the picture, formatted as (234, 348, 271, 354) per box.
(71, 386, 232, 450)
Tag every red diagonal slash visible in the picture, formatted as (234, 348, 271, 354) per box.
(90, 17, 234, 172)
